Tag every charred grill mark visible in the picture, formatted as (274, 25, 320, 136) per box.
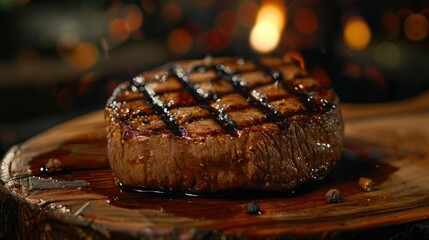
(263, 68, 283, 82)
(284, 79, 336, 112)
(271, 70, 315, 113)
(215, 64, 285, 124)
(192, 64, 208, 73)
(111, 57, 337, 137)
(172, 66, 207, 102)
(132, 77, 187, 137)
(305, 92, 336, 111)
(183, 116, 210, 124)
(182, 104, 279, 127)
(172, 66, 240, 136)
(257, 59, 336, 115)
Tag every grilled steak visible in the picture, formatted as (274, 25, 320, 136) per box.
(105, 56, 343, 192)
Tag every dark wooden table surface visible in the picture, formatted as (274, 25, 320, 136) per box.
(1, 91, 429, 240)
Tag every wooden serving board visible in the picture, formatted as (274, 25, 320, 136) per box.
(1, 92, 429, 240)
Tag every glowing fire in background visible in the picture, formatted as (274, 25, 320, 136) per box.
(343, 17, 371, 51)
(2, 0, 429, 152)
(250, 0, 286, 53)
(403, 14, 428, 41)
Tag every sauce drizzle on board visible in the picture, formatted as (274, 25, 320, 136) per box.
(2, 92, 429, 239)
(23, 135, 397, 220)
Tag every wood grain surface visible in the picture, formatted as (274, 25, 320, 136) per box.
(1, 91, 429, 240)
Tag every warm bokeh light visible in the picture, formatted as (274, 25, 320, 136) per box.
(15, 0, 30, 7)
(343, 17, 371, 51)
(71, 43, 99, 70)
(250, 22, 281, 53)
(109, 18, 130, 42)
(206, 28, 228, 51)
(140, 0, 155, 15)
(250, 0, 286, 53)
(295, 8, 318, 34)
(256, 2, 286, 30)
(381, 12, 400, 39)
(215, 11, 237, 36)
(57, 34, 80, 58)
(238, 1, 258, 28)
(124, 4, 143, 32)
(167, 28, 193, 55)
(161, 3, 182, 25)
(375, 42, 401, 69)
(404, 14, 428, 41)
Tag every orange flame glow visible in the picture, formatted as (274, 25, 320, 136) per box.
(343, 17, 371, 51)
(71, 43, 99, 70)
(404, 14, 428, 41)
(250, 0, 286, 53)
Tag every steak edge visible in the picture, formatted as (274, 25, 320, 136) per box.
(105, 56, 344, 193)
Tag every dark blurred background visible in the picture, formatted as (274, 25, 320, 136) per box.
(1, 0, 428, 155)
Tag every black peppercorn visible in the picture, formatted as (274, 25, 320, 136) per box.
(325, 189, 341, 203)
(246, 201, 261, 215)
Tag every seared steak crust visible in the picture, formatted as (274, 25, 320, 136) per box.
(105, 56, 343, 192)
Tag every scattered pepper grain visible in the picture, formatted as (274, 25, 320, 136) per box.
(246, 201, 261, 215)
(325, 189, 341, 203)
(359, 177, 375, 192)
